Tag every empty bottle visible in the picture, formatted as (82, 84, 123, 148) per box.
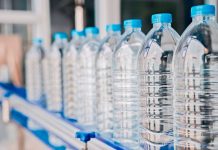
(77, 27, 100, 128)
(138, 13, 179, 149)
(63, 30, 85, 119)
(47, 32, 68, 114)
(112, 19, 145, 149)
(173, 5, 218, 149)
(96, 24, 121, 138)
(25, 38, 45, 130)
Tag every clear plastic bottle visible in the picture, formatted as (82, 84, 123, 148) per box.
(173, 5, 218, 149)
(96, 24, 121, 138)
(112, 19, 145, 149)
(25, 38, 44, 103)
(63, 30, 85, 119)
(47, 32, 68, 114)
(77, 27, 100, 128)
(138, 13, 179, 149)
(47, 32, 68, 147)
(25, 38, 45, 130)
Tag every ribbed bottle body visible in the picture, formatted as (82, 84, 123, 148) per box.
(173, 14, 218, 150)
(96, 31, 121, 138)
(25, 45, 43, 102)
(47, 40, 68, 113)
(113, 27, 145, 149)
(63, 35, 84, 120)
(77, 39, 100, 128)
(138, 23, 179, 149)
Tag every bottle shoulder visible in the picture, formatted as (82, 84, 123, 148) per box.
(98, 34, 121, 55)
(114, 31, 145, 56)
(65, 44, 78, 58)
(82, 38, 100, 46)
(26, 46, 43, 58)
(67, 42, 78, 52)
(147, 26, 179, 45)
(173, 21, 218, 73)
(176, 21, 218, 56)
(80, 38, 100, 54)
(139, 26, 180, 57)
(70, 39, 84, 48)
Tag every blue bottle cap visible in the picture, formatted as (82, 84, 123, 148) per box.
(53, 32, 68, 40)
(106, 24, 121, 32)
(85, 27, 99, 35)
(71, 29, 85, 37)
(77, 30, 85, 36)
(32, 38, 43, 44)
(151, 13, 172, 24)
(124, 19, 142, 28)
(71, 30, 77, 36)
(191, 5, 215, 17)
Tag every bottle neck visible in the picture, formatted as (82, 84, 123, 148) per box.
(53, 38, 67, 49)
(33, 42, 42, 47)
(72, 35, 80, 40)
(71, 35, 81, 43)
(107, 30, 121, 36)
(124, 26, 141, 32)
(192, 15, 215, 23)
(71, 35, 84, 44)
(153, 23, 171, 28)
(86, 33, 98, 39)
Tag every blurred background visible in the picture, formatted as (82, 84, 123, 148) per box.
(0, 0, 215, 50)
(0, 0, 217, 149)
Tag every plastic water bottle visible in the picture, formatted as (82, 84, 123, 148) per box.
(77, 27, 100, 128)
(173, 5, 218, 149)
(47, 32, 68, 146)
(25, 38, 44, 102)
(25, 38, 45, 130)
(96, 24, 121, 138)
(112, 19, 145, 149)
(138, 13, 179, 149)
(46, 32, 68, 114)
(63, 30, 85, 119)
